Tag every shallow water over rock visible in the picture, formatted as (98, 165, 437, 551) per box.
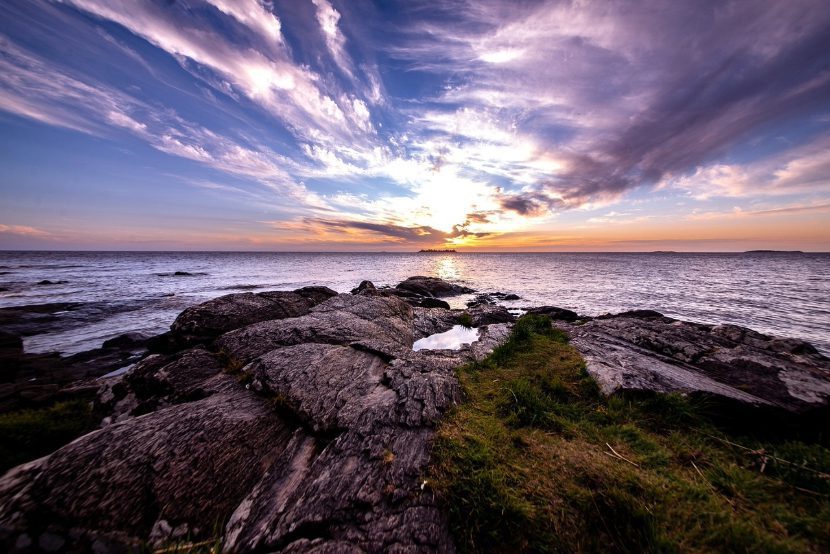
(413, 325, 480, 351)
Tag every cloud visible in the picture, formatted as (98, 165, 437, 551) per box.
(386, 0, 830, 211)
(62, 0, 374, 144)
(0, 37, 328, 208)
(0, 224, 50, 237)
(687, 202, 830, 221)
(311, 0, 353, 78)
(664, 134, 830, 199)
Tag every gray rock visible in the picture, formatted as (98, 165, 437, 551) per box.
(292, 285, 338, 305)
(417, 297, 451, 309)
(0, 379, 292, 549)
(412, 307, 459, 340)
(560, 313, 830, 413)
(0, 292, 517, 553)
(96, 347, 225, 424)
(468, 305, 515, 326)
(395, 276, 474, 297)
(216, 294, 414, 363)
(350, 280, 378, 295)
(525, 306, 581, 322)
(171, 287, 334, 345)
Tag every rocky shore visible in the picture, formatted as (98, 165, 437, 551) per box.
(0, 276, 828, 552)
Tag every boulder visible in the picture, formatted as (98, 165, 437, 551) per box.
(101, 332, 149, 349)
(560, 313, 830, 414)
(395, 276, 474, 297)
(412, 307, 459, 340)
(350, 280, 378, 295)
(170, 287, 334, 345)
(468, 305, 515, 326)
(216, 294, 415, 363)
(525, 306, 581, 322)
(417, 297, 451, 309)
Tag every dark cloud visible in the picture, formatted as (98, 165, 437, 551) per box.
(499, 192, 558, 216)
(542, 2, 830, 206)
(310, 218, 448, 242)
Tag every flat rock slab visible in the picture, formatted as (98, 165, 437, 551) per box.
(560, 312, 830, 414)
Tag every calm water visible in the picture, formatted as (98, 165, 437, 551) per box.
(1, 251, 828, 356)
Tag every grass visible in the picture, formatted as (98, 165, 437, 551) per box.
(0, 397, 97, 473)
(457, 312, 474, 329)
(428, 315, 830, 553)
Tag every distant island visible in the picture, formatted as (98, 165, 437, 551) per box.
(418, 248, 457, 253)
(745, 250, 804, 254)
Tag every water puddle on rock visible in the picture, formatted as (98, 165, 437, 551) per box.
(413, 325, 480, 351)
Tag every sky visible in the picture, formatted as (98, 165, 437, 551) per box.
(1, 0, 829, 251)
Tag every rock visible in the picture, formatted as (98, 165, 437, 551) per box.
(35, 280, 67, 286)
(596, 309, 663, 320)
(468, 305, 515, 326)
(503, 294, 520, 300)
(412, 307, 459, 340)
(293, 285, 338, 305)
(102, 332, 149, 350)
(170, 287, 332, 345)
(526, 306, 581, 322)
(0, 331, 23, 358)
(173, 271, 194, 276)
(96, 348, 225, 424)
(559, 313, 830, 414)
(350, 280, 377, 295)
(417, 298, 451, 309)
(395, 276, 474, 297)
(0, 380, 292, 550)
(216, 294, 414, 363)
(0, 292, 517, 552)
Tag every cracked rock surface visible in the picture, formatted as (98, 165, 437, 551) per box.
(559, 311, 830, 413)
(0, 282, 510, 553)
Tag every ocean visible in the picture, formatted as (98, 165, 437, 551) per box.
(1, 251, 828, 356)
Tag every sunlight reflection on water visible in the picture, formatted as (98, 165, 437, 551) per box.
(413, 325, 480, 351)
(435, 256, 461, 280)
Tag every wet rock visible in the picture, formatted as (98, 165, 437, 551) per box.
(395, 276, 474, 297)
(35, 280, 67, 286)
(525, 306, 581, 322)
(559, 313, 830, 414)
(0, 331, 23, 359)
(101, 332, 149, 350)
(467, 292, 520, 308)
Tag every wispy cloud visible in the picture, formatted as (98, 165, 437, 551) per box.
(0, 224, 50, 237)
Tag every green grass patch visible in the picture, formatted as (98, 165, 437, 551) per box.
(457, 313, 474, 329)
(0, 398, 97, 473)
(428, 314, 830, 553)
